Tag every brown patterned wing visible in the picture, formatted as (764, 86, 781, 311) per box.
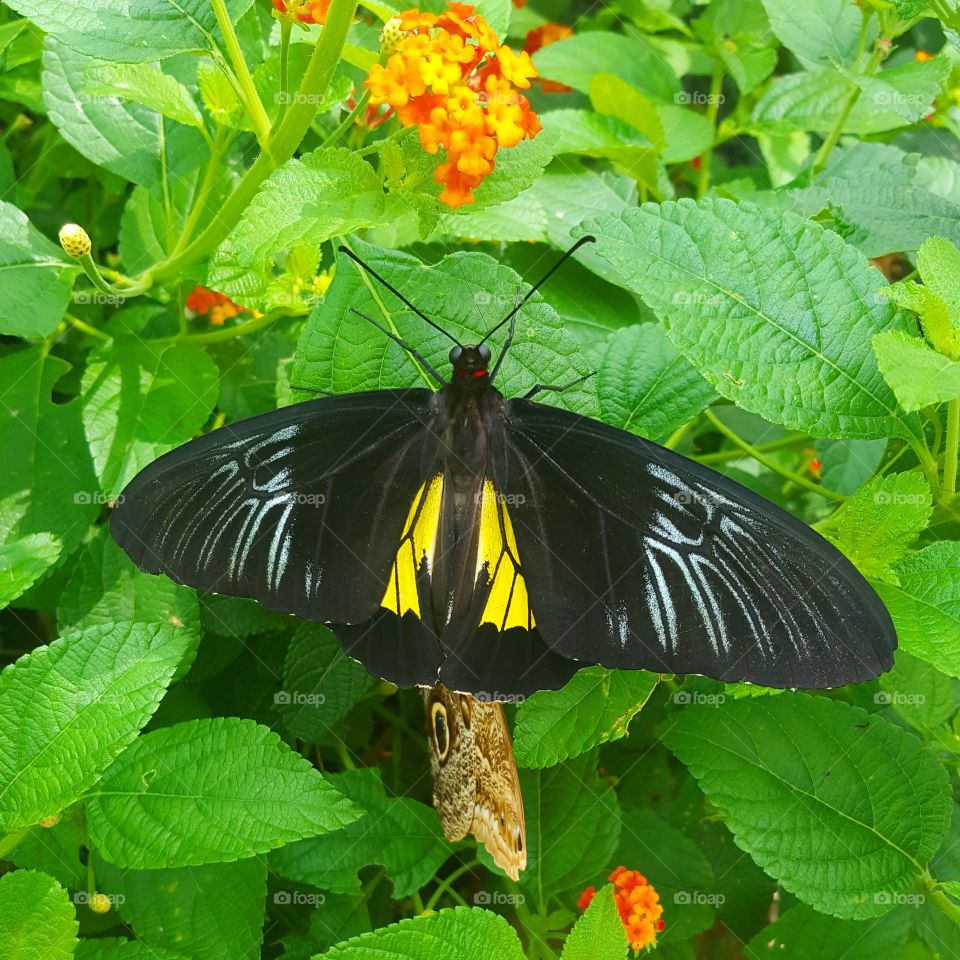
(422, 685, 526, 880)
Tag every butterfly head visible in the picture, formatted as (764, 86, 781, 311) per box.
(449, 344, 491, 380)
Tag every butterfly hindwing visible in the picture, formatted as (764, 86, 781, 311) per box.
(110, 389, 439, 627)
(499, 398, 896, 688)
(423, 684, 526, 880)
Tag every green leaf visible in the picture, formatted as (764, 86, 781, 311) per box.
(616, 810, 716, 941)
(0, 349, 99, 557)
(589, 74, 665, 150)
(660, 693, 951, 918)
(5, 0, 254, 62)
(81, 339, 220, 496)
(532, 32, 680, 103)
(292, 241, 598, 416)
(753, 58, 947, 135)
(541, 110, 658, 186)
(592, 324, 716, 440)
(779, 144, 960, 258)
(0, 871, 77, 960)
(56, 532, 200, 680)
(0, 623, 188, 832)
(656, 105, 713, 164)
(561, 884, 628, 960)
(760, 0, 865, 67)
(464, 129, 556, 211)
(0, 533, 61, 608)
(7, 810, 86, 891)
(94, 858, 266, 960)
(873, 542, 960, 679)
(514, 666, 659, 768)
(86, 62, 204, 128)
(581, 198, 918, 440)
(276, 624, 374, 741)
(320, 906, 526, 959)
(872, 330, 960, 411)
(75, 938, 186, 960)
(878, 651, 957, 733)
(42, 39, 163, 187)
(278, 892, 371, 959)
(744, 903, 910, 959)
(917, 235, 960, 322)
(813, 437, 886, 496)
(270, 767, 454, 898)
(694, 0, 777, 92)
(830, 473, 932, 580)
(86, 717, 363, 868)
(0, 201, 78, 338)
(208, 148, 406, 307)
(518, 752, 621, 897)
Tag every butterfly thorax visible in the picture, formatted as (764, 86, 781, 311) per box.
(427, 376, 510, 636)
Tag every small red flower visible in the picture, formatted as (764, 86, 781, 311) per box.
(185, 286, 258, 326)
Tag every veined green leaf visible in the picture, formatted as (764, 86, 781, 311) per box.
(661, 693, 951, 918)
(0, 871, 77, 960)
(86, 718, 363, 868)
(320, 907, 527, 959)
(0, 623, 188, 832)
(514, 666, 659, 768)
(581, 198, 919, 440)
(561, 884, 628, 960)
(873, 330, 960, 412)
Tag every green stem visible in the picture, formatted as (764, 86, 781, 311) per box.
(813, 23, 885, 173)
(696, 66, 724, 197)
(924, 872, 960, 927)
(64, 312, 110, 341)
(811, 86, 861, 172)
(944, 399, 959, 494)
(211, 0, 272, 147)
(424, 859, 480, 911)
(704, 409, 844, 500)
(171, 128, 232, 255)
(145, 0, 359, 287)
(321, 89, 371, 148)
(695, 432, 809, 465)
(276, 19, 293, 126)
(663, 417, 697, 450)
(171, 308, 295, 345)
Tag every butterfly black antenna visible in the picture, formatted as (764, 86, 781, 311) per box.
(339, 245, 462, 348)
(479, 235, 596, 348)
(349, 307, 447, 387)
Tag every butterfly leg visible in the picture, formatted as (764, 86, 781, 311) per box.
(522, 371, 595, 400)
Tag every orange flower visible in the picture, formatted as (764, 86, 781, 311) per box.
(523, 23, 573, 93)
(578, 867, 664, 953)
(366, 4, 541, 208)
(272, 0, 331, 24)
(916, 49, 934, 62)
(185, 285, 258, 326)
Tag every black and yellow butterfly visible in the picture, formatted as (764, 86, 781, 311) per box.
(111, 240, 896, 697)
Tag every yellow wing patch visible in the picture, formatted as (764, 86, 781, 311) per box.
(381, 474, 444, 618)
(476, 480, 535, 631)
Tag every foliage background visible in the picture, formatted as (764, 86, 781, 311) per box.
(2, 0, 960, 957)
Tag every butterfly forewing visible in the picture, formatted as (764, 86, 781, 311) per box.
(498, 398, 895, 688)
(110, 389, 439, 627)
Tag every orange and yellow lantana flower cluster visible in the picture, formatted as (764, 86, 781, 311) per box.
(366, 4, 541, 208)
(579, 866, 665, 952)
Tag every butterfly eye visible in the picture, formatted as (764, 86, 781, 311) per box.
(477, 344, 492, 364)
(449, 346, 463, 364)
(431, 701, 450, 761)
